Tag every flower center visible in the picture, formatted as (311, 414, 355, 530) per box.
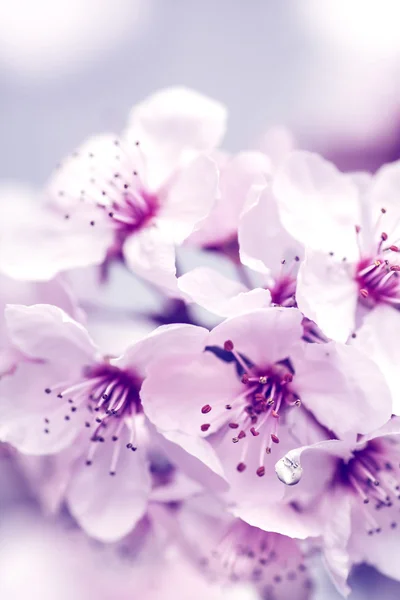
(60, 139, 160, 267)
(43, 362, 142, 475)
(342, 438, 400, 535)
(269, 257, 299, 308)
(200, 340, 301, 477)
(270, 274, 297, 307)
(355, 254, 400, 307)
(201, 521, 311, 591)
(354, 209, 400, 307)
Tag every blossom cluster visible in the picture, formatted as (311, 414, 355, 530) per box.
(1, 87, 400, 599)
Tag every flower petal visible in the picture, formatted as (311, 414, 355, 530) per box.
(123, 225, 177, 294)
(349, 501, 400, 584)
(0, 183, 112, 281)
(294, 342, 392, 437)
(273, 151, 360, 259)
(5, 304, 97, 369)
(189, 151, 270, 247)
(141, 351, 240, 436)
(178, 267, 271, 317)
(367, 159, 400, 244)
(66, 419, 151, 542)
(296, 249, 358, 343)
(113, 322, 209, 375)
(352, 305, 400, 415)
(233, 502, 322, 540)
(0, 361, 82, 454)
(126, 87, 227, 190)
(239, 183, 302, 274)
(207, 307, 304, 367)
(158, 155, 219, 244)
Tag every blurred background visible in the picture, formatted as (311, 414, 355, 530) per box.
(1, 1, 400, 598)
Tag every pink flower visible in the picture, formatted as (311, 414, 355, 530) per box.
(178, 171, 305, 319)
(0, 303, 210, 541)
(271, 151, 400, 344)
(141, 307, 391, 518)
(156, 493, 313, 600)
(3, 89, 224, 291)
(275, 418, 400, 596)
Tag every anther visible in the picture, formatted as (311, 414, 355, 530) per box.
(390, 245, 399, 252)
(229, 423, 239, 429)
(241, 373, 249, 384)
(109, 471, 116, 476)
(238, 430, 246, 439)
(360, 289, 369, 298)
(256, 466, 265, 477)
(86, 460, 92, 466)
(381, 232, 388, 241)
(201, 404, 212, 414)
(225, 404, 232, 410)
(271, 434, 280, 444)
(250, 427, 259, 437)
(237, 462, 246, 472)
(45, 388, 51, 394)
(224, 340, 234, 352)
(201, 424, 210, 432)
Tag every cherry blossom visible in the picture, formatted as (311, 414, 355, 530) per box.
(0, 303, 211, 541)
(2, 89, 225, 292)
(141, 307, 391, 519)
(275, 418, 400, 596)
(272, 152, 400, 344)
